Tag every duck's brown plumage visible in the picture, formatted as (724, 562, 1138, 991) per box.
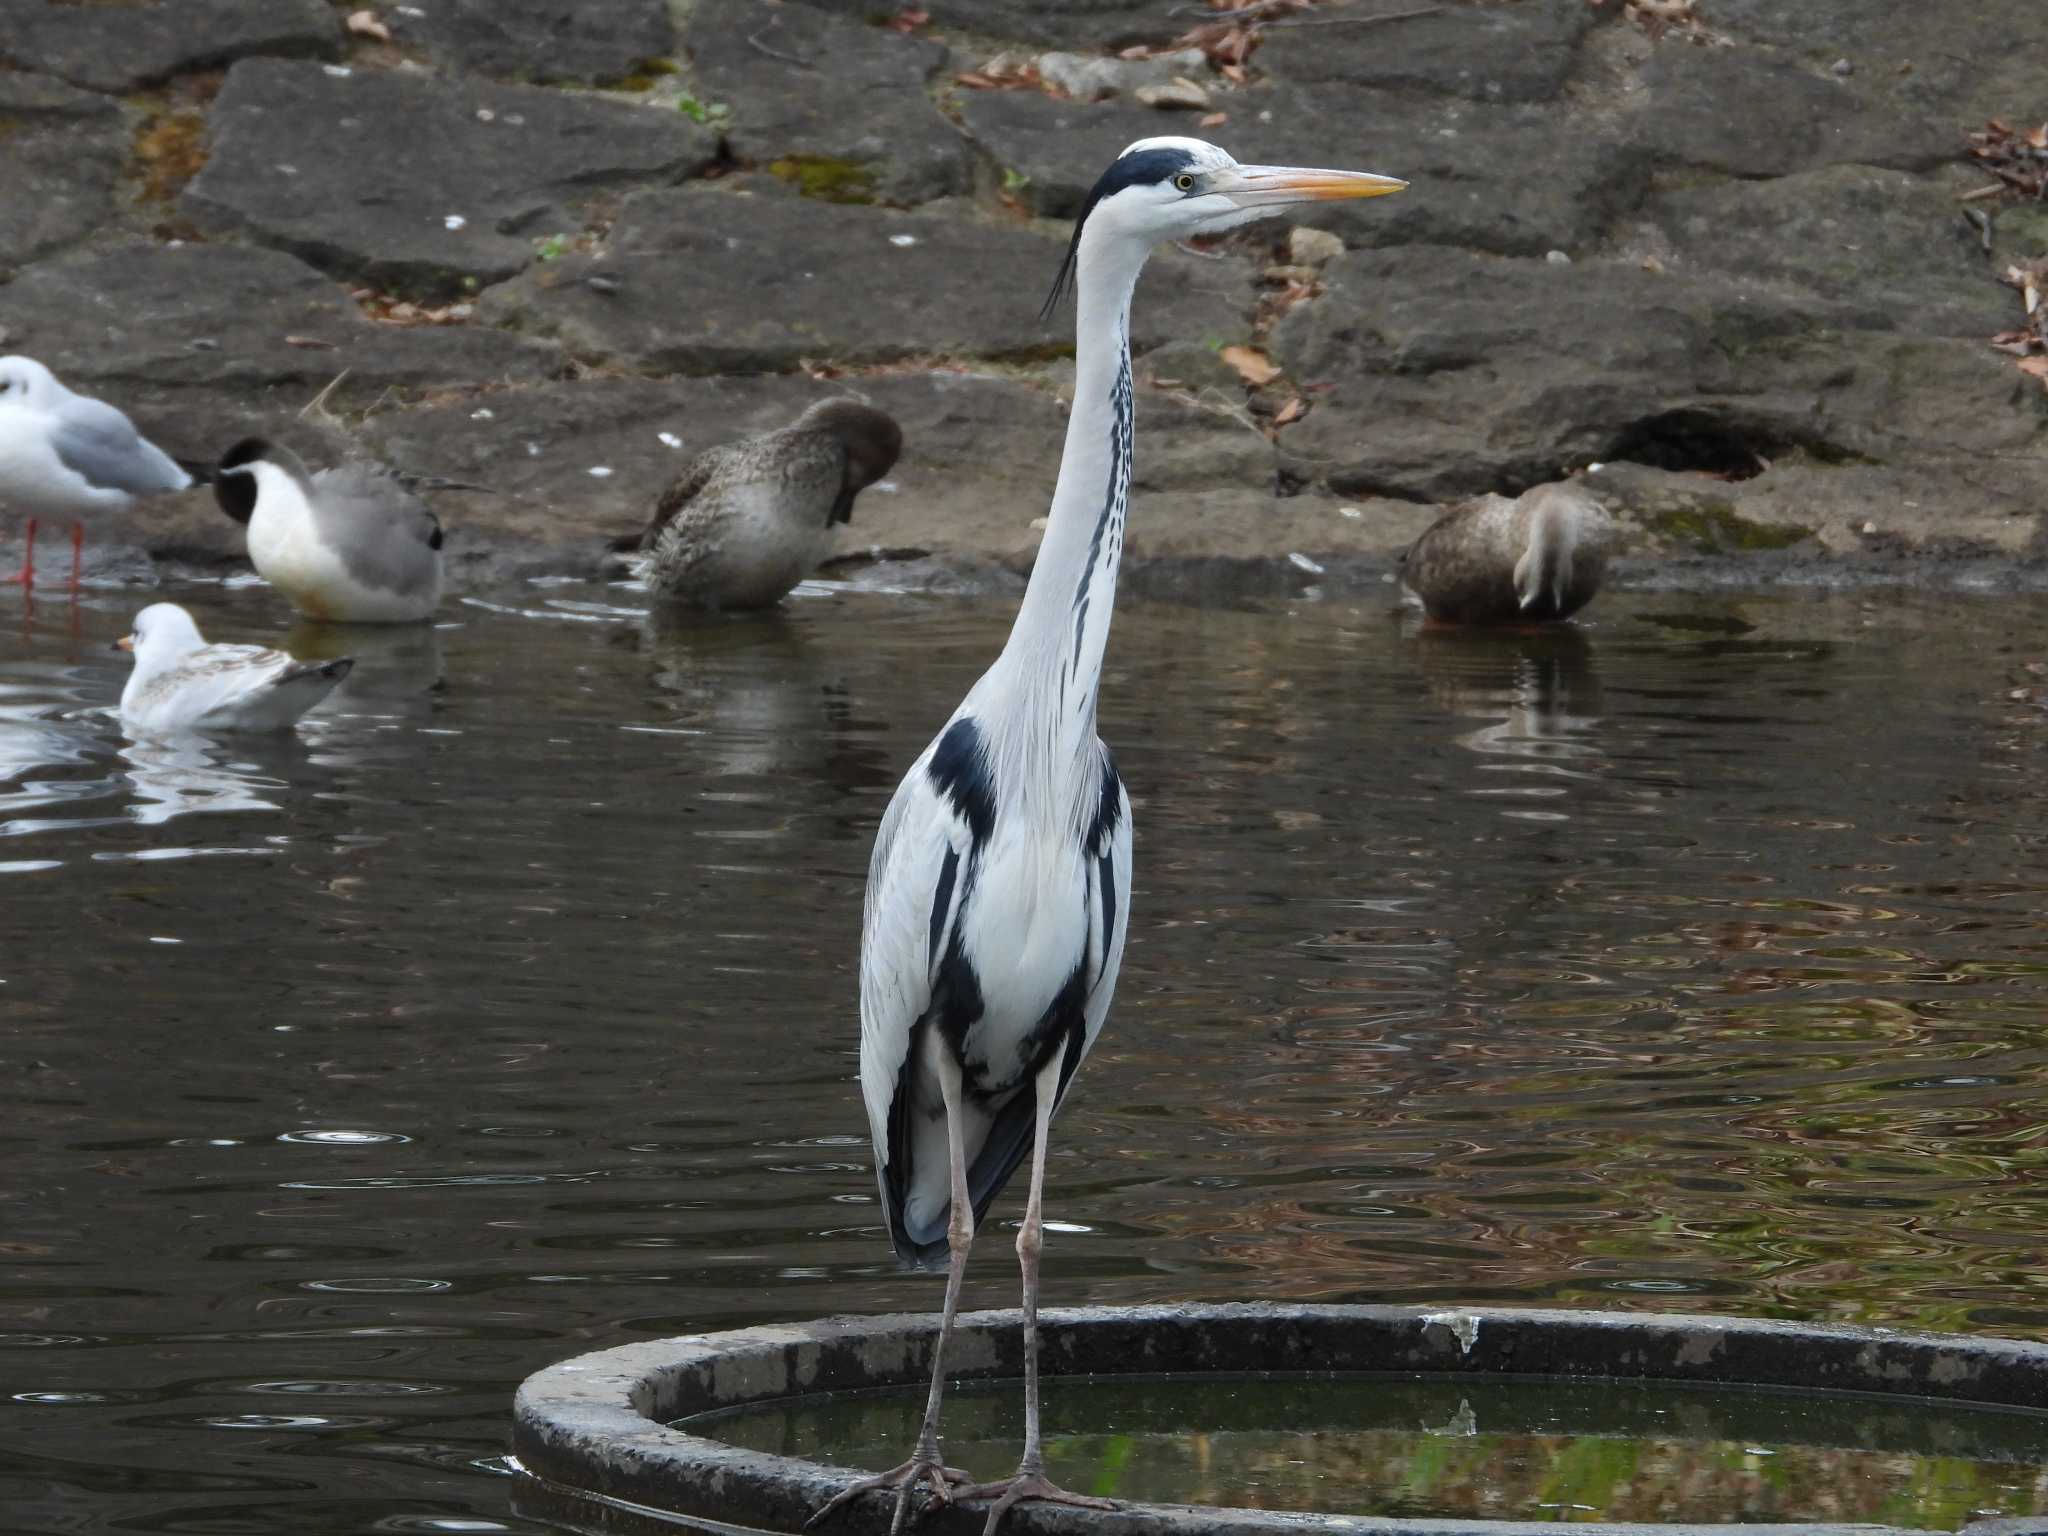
(636, 400, 902, 610)
(1403, 481, 1617, 626)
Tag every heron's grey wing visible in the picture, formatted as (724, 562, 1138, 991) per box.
(50, 398, 190, 496)
(309, 464, 443, 597)
(856, 744, 973, 1194)
(1070, 746, 1133, 1099)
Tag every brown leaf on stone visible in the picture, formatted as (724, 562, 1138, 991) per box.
(284, 335, 337, 350)
(345, 8, 391, 42)
(1219, 345, 1281, 386)
(883, 7, 930, 32)
(2017, 357, 2048, 382)
(1966, 119, 2048, 203)
(957, 52, 1040, 91)
(1273, 396, 1307, 427)
(1199, 111, 1229, 128)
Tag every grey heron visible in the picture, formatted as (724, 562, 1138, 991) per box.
(1402, 481, 1619, 626)
(812, 137, 1404, 1535)
(629, 399, 902, 610)
(0, 355, 194, 590)
(214, 438, 447, 625)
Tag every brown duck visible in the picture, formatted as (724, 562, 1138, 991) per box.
(1402, 481, 1618, 625)
(631, 399, 902, 610)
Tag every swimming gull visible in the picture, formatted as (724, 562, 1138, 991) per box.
(116, 602, 354, 734)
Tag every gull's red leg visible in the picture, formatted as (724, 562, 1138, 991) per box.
(8, 519, 35, 588)
(69, 522, 83, 592)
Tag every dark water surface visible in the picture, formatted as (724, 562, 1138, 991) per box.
(3, 581, 2046, 1534)
(698, 1373, 2048, 1526)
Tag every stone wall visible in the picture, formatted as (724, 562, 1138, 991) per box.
(1, 0, 2042, 590)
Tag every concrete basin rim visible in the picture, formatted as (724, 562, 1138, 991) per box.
(512, 1303, 2048, 1536)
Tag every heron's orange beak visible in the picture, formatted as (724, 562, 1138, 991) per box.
(113, 635, 134, 653)
(1216, 165, 1408, 207)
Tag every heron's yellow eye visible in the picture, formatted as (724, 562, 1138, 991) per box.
(1174, 173, 1195, 192)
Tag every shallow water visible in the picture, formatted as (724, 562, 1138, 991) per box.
(3, 579, 2047, 1535)
(696, 1373, 2048, 1525)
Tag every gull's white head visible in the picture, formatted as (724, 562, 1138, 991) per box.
(1044, 136, 1405, 314)
(115, 603, 208, 666)
(0, 356, 62, 410)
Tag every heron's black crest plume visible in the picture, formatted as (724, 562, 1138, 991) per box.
(1039, 144, 1200, 322)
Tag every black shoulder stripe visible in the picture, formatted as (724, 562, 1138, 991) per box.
(929, 845, 959, 971)
(1083, 749, 1123, 853)
(927, 717, 995, 844)
(1095, 850, 1117, 990)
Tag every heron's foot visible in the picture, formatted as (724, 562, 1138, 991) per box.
(806, 1453, 978, 1534)
(959, 1472, 1118, 1536)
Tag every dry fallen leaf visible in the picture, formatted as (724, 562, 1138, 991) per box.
(883, 7, 930, 32)
(284, 335, 336, 350)
(2017, 356, 2048, 379)
(345, 8, 391, 42)
(1219, 344, 1281, 386)
(1272, 396, 1307, 427)
(1199, 111, 1229, 128)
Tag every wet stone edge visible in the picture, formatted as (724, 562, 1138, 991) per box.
(511, 1303, 2048, 1536)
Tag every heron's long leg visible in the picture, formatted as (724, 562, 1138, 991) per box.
(959, 1056, 1116, 1535)
(807, 1053, 976, 1533)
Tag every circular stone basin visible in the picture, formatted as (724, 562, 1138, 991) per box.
(513, 1305, 2048, 1536)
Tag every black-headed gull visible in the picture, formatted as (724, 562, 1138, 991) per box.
(0, 355, 194, 589)
(213, 438, 449, 624)
(116, 602, 353, 734)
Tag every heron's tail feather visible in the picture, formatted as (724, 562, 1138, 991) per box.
(884, 1083, 1042, 1270)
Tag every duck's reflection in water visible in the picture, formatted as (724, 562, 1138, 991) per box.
(635, 603, 893, 792)
(1405, 622, 1606, 819)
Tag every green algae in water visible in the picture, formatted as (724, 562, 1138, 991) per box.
(684, 1374, 2048, 1525)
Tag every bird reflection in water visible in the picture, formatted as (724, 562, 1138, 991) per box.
(635, 603, 893, 792)
(118, 732, 295, 828)
(1405, 622, 1606, 816)
(283, 618, 446, 709)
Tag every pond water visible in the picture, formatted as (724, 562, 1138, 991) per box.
(3, 578, 2046, 1535)
(695, 1373, 2048, 1526)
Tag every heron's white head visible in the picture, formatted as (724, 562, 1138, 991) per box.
(0, 356, 63, 410)
(114, 602, 208, 666)
(1044, 136, 1405, 315)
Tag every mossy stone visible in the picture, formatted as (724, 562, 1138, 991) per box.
(767, 156, 877, 206)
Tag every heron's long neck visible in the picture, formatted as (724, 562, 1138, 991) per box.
(990, 239, 1145, 749)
